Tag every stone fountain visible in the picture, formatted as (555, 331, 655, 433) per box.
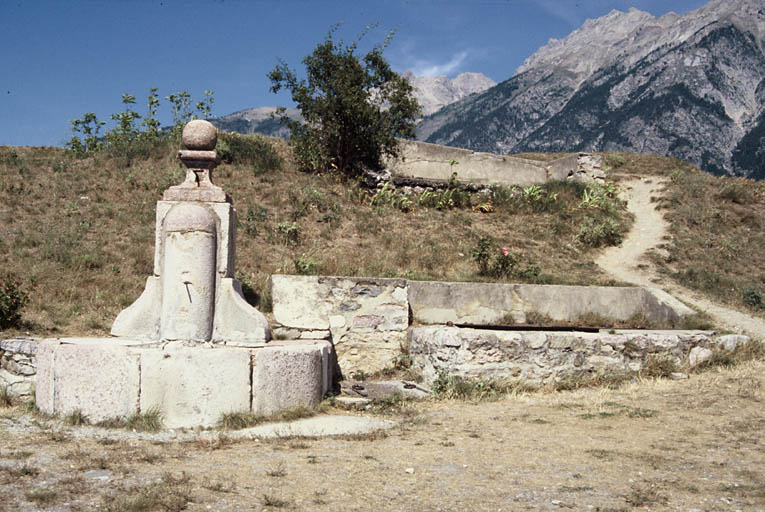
(35, 121, 333, 428)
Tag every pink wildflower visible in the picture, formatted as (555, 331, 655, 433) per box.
(501, 247, 509, 257)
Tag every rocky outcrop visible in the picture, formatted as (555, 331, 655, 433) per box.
(401, 71, 496, 116)
(419, 0, 765, 179)
(210, 107, 301, 138)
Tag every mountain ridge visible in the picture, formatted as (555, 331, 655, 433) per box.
(418, 0, 765, 178)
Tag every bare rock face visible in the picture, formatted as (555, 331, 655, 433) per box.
(401, 71, 496, 116)
(419, 0, 765, 179)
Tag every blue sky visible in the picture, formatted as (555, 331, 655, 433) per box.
(1, 0, 708, 147)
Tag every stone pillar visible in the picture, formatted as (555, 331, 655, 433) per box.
(111, 119, 271, 344)
(160, 204, 217, 342)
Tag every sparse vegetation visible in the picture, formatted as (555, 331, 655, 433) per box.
(95, 408, 162, 432)
(432, 370, 536, 400)
(0, 277, 28, 329)
(103, 472, 192, 512)
(650, 165, 765, 316)
(217, 406, 316, 430)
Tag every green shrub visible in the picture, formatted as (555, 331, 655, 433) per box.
(268, 25, 420, 176)
(277, 221, 300, 245)
(293, 254, 320, 275)
(0, 278, 28, 329)
(743, 287, 762, 308)
(217, 132, 282, 173)
(576, 217, 623, 247)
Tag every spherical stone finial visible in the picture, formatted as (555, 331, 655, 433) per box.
(182, 120, 218, 150)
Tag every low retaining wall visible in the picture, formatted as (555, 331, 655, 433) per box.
(387, 140, 604, 187)
(408, 327, 749, 386)
(0, 338, 38, 398)
(270, 275, 695, 375)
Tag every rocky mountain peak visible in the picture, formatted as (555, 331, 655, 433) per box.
(419, 0, 765, 179)
(402, 71, 496, 116)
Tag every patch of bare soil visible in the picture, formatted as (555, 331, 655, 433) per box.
(597, 177, 765, 339)
(1, 361, 763, 511)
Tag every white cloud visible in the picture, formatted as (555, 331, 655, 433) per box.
(410, 51, 469, 77)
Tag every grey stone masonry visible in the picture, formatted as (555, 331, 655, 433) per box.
(407, 326, 748, 386)
(0, 337, 39, 398)
(271, 275, 408, 375)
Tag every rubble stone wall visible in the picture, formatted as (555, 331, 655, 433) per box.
(0, 338, 38, 398)
(271, 275, 408, 375)
(408, 326, 749, 386)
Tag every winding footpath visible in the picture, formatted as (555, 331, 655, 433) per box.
(595, 177, 765, 339)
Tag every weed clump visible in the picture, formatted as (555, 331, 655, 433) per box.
(96, 408, 162, 432)
(0, 277, 28, 329)
(431, 370, 532, 400)
(217, 406, 316, 431)
(217, 132, 282, 173)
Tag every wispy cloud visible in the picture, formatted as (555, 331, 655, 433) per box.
(409, 51, 469, 77)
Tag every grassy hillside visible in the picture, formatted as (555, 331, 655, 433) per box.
(0, 139, 762, 337)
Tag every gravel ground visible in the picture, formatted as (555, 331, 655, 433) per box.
(1, 360, 763, 511)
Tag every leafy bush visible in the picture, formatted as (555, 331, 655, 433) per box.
(277, 221, 300, 245)
(743, 287, 762, 308)
(0, 278, 28, 329)
(217, 132, 282, 173)
(576, 217, 623, 247)
(268, 25, 420, 176)
(472, 237, 541, 280)
(67, 88, 216, 159)
(471, 237, 493, 276)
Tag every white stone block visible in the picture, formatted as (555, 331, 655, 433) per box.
(252, 343, 323, 416)
(212, 278, 271, 343)
(51, 341, 141, 423)
(110, 276, 162, 339)
(139, 343, 251, 429)
(271, 275, 331, 329)
(689, 346, 713, 367)
(34, 340, 58, 415)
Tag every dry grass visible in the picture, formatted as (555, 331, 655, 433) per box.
(217, 405, 318, 430)
(0, 142, 630, 336)
(2, 140, 763, 337)
(596, 153, 765, 318)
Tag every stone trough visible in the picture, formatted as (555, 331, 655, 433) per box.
(34, 121, 332, 428)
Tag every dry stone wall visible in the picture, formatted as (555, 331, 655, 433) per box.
(0, 338, 38, 398)
(407, 327, 750, 386)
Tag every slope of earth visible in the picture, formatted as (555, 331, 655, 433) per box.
(0, 141, 628, 337)
(1, 359, 763, 510)
(596, 176, 765, 338)
(418, 0, 765, 178)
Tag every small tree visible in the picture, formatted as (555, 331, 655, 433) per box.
(268, 25, 420, 176)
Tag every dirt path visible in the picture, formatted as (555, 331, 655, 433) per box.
(596, 177, 765, 339)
